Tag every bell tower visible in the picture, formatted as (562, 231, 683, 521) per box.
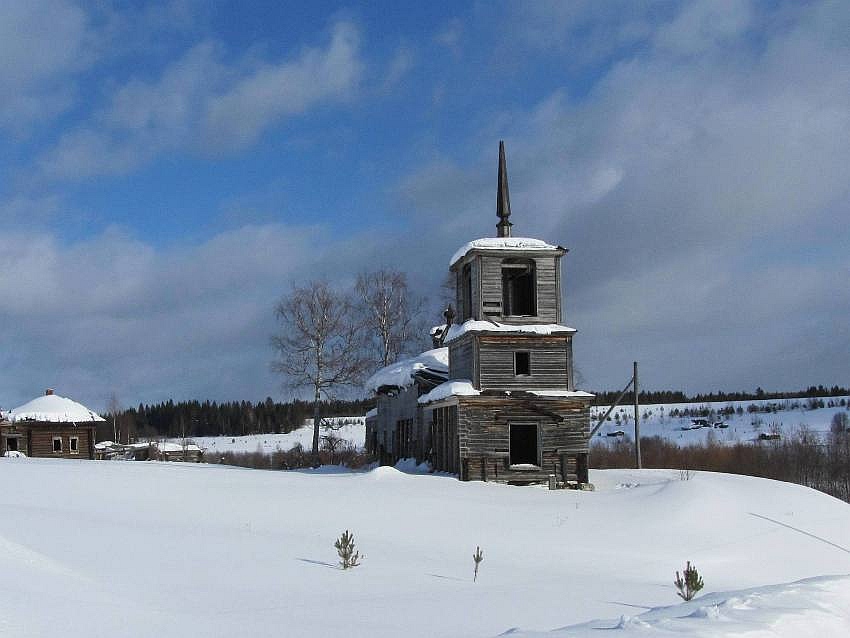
(411, 141, 592, 485)
(447, 141, 576, 392)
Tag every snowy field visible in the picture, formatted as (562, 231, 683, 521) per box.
(172, 416, 366, 455)
(171, 397, 850, 458)
(591, 396, 849, 446)
(1, 458, 849, 637)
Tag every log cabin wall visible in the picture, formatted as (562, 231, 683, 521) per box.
(22, 424, 96, 459)
(0, 423, 29, 456)
(478, 335, 572, 390)
(455, 395, 590, 484)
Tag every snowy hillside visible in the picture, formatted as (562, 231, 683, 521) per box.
(592, 396, 849, 446)
(171, 415, 366, 454)
(1, 458, 849, 637)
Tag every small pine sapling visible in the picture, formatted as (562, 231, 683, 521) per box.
(473, 546, 484, 582)
(674, 561, 704, 601)
(335, 530, 361, 569)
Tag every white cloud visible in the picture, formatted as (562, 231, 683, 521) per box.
(0, 222, 366, 408)
(379, 45, 415, 93)
(39, 20, 364, 180)
(0, 0, 93, 130)
(202, 21, 362, 151)
(396, 0, 850, 391)
(653, 0, 755, 55)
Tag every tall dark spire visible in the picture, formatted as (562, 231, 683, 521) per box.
(496, 140, 513, 238)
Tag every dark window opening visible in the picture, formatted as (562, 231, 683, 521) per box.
(510, 423, 538, 466)
(502, 259, 536, 316)
(515, 351, 531, 376)
(70, 437, 79, 453)
(52, 437, 62, 453)
(5, 437, 17, 452)
(461, 263, 472, 320)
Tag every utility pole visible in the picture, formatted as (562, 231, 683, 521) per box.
(634, 361, 641, 469)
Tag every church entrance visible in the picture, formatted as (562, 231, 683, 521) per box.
(509, 423, 538, 466)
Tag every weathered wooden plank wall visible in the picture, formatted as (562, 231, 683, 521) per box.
(478, 336, 571, 390)
(456, 396, 589, 483)
(22, 426, 96, 459)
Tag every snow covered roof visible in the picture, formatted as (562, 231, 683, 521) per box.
(450, 237, 562, 267)
(526, 390, 595, 398)
(9, 393, 106, 423)
(445, 320, 576, 343)
(365, 348, 449, 394)
(418, 380, 480, 405)
(155, 441, 202, 453)
(365, 407, 378, 419)
(418, 381, 594, 405)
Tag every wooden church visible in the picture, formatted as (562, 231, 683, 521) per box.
(366, 142, 592, 485)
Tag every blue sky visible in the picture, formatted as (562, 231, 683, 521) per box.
(1, 0, 848, 411)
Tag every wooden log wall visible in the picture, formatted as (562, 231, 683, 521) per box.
(456, 395, 589, 483)
(478, 335, 571, 390)
(22, 425, 96, 459)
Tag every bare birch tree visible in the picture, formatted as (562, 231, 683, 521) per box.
(356, 269, 427, 368)
(106, 393, 121, 443)
(272, 280, 368, 462)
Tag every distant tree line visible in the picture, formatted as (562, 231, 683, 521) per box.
(97, 397, 373, 443)
(591, 385, 850, 406)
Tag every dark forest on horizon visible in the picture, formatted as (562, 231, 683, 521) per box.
(99, 385, 849, 442)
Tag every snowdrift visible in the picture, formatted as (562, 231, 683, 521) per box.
(0, 460, 848, 637)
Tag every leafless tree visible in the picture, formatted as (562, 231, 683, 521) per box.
(272, 280, 368, 461)
(106, 393, 121, 443)
(356, 269, 428, 368)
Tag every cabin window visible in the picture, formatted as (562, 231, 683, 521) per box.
(510, 423, 538, 466)
(5, 437, 18, 452)
(461, 263, 472, 320)
(501, 258, 536, 316)
(52, 437, 62, 453)
(514, 351, 531, 376)
(70, 437, 79, 454)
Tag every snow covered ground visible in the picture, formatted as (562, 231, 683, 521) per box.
(172, 415, 366, 454)
(592, 396, 849, 446)
(1, 458, 849, 637)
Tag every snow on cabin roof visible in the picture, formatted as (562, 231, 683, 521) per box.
(449, 237, 562, 267)
(444, 319, 576, 344)
(365, 348, 449, 394)
(418, 380, 480, 405)
(418, 381, 594, 405)
(9, 393, 106, 423)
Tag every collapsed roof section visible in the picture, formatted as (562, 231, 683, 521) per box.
(364, 347, 449, 395)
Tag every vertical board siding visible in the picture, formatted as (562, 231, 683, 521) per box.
(448, 337, 475, 381)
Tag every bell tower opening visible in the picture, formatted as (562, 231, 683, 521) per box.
(461, 263, 473, 320)
(501, 258, 536, 317)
